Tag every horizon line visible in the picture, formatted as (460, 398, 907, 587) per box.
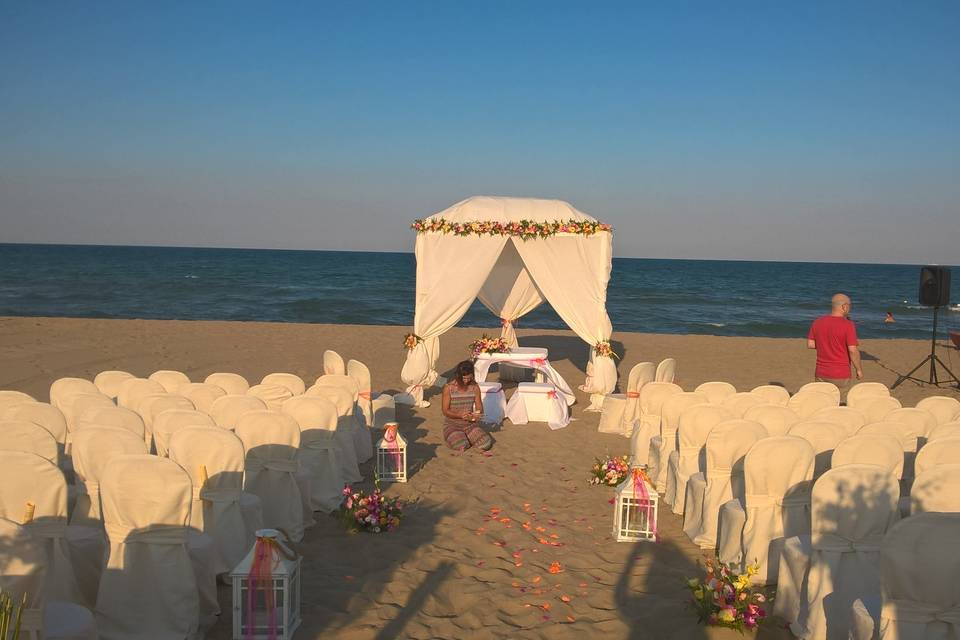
(0, 241, 950, 268)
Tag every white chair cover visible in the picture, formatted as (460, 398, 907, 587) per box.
(71, 427, 147, 526)
(774, 464, 900, 640)
(634, 382, 684, 479)
(478, 382, 507, 425)
(645, 391, 705, 488)
(743, 404, 801, 437)
(247, 383, 295, 410)
(927, 421, 960, 442)
(262, 372, 306, 396)
(811, 405, 869, 435)
(910, 464, 960, 514)
(209, 394, 268, 430)
(323, 349, 346, 375)
(75, 405, 145, 442)
(312, 374, 372, 465)
(95, 454, 199, 640)
(667, 404, 734, 513)
(720, 392, 769, 418)
(798, 381, 842, 404)
(281, 396, 345, 513)
(684, 419, 767, 549)
(886, 407, 938, 440)
(0, 420, 59, 464)
(598, 362, 651, 435)
(152, 409, 216, 457)
(876, 513, 960, 640)
(654, 358, 677, 383)
(914, 438, 960, 478)
(846, 382, 890, 408)
(2, 402, 67, 446)
(915, 396, 960, 425)
(168, 427, 261, 572)
(858, 396, 904, 424)
(63, 393, 114, 434)
(138, 394, 195, 431)
(694, 381, 737, 404)
(858, 421, 919, 489)
(749, 384, 791, 406)
(93, 370, 134, 399)
(49, 379, 99, 411)
(0, 389, 36, 409)
(789, 421, 848, 479)
(236, 411, 309, 542)
(0, 451, 91, 607)
(179, 382, 226, 414)
(788, 390, 840, 419)
(148, 370, 191, 394)
(0, 518, 98, 640)
(717, 436, 815, 584)
(832, 434, 904, 479)
(306, 384, 364, 478)
(203, 372, 249, 396)
(115, 378, 165, 411)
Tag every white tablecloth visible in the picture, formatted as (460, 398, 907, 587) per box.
(474, 348, 575, 406)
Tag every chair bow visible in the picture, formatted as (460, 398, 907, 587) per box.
(105, 523, 187, 545)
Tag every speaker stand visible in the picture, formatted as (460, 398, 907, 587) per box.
(893, 306, 960, 389)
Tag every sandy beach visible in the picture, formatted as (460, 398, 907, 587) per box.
(2, 316, 958, 639)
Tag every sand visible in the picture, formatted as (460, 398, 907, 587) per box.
(2, 316, 958, 639)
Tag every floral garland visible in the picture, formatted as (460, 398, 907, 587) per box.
(469, 334, 509, 358)
(686, 559, 767, 631)
(403, 333, 422, 350)
(594, 341, 618, 359)
(411, 218, 612, 239)
(590, 454, 631, 486)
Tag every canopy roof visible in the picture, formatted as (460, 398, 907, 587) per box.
(425, 196, 599, 224)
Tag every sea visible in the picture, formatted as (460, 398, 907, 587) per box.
(0, 244, 957, 341)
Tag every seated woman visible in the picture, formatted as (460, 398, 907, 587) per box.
(441, 360, 493, 452)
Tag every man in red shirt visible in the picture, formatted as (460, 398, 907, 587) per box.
(807, 293, 863, 393)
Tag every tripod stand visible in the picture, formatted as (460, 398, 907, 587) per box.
(892, 305, 960, 389)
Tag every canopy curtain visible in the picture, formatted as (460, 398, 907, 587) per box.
(511, 234, 616, 410)
(400, 234, 509, 406)
(476, 240, 545, 347)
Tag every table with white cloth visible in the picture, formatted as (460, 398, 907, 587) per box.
(473, 347, 576, 406)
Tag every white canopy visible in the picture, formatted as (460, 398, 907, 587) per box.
(400, 196, 617, 406)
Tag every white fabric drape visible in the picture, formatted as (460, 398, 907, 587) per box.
(400, 197, 617, 407)
(476, 240, 545, 347)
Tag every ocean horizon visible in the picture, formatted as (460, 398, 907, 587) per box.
(1, 243, 957, 341)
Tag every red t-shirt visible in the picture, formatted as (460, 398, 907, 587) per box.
(808, 315, 859, 379)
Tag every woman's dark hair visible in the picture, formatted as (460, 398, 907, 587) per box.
(454, 360, 475, 388)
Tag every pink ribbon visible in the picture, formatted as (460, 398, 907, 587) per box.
(358, 391, 372, 400)
(383, 423, 403, 473)
(500, 318, 513, 327)
(631, 468, 657, 541)
(517, 358, 547, 368)
(246, 537, 280, 640)
(626, 391, 640, 398)
(547, 390, 558, 399)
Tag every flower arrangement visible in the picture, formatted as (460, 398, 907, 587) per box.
(403, 333, 422, 350)
(340, 483, 404, 533)
(469, 334, 509, 358)
(685, 559, 767, 632)
(594, 341, 618, 359)
(411, 218, 612, 239)
(590, 454, 631, 486)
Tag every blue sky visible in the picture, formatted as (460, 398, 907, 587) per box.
(1, 1, 957, 263)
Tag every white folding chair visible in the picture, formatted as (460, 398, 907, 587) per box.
(694, 381, 737, 405)
(203, 372, 250, 396)
(281, 396, 345, 513)
(148, 370, 191, 394)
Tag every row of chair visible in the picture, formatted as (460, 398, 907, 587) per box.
(630, 377, 960, 639)
(0, 349, 396, 639)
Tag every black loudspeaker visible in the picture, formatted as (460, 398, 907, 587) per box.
(919, 266, 951, 307)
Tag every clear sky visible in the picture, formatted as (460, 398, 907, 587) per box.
(1, 1, 957, 263)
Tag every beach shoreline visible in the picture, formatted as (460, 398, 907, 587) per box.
(2, 316, 957, 639)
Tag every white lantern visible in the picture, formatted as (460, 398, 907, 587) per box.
(376, 422, 407, 483)
(231, 529, 302, 640)
(612, 470, 658, 542)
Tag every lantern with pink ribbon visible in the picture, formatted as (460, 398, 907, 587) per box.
(230, 528, 302, 640)
(612, 468, 658, 542)
(376, 422, 407, 483)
